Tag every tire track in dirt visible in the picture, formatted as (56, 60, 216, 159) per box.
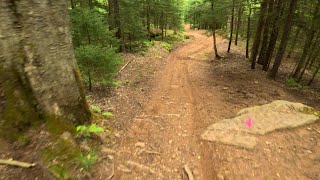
(111, 28, 219, 179)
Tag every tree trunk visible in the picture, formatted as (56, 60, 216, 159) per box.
(108, 0, 115, 31)
(70, 0, 75, 9)
(287, 28, 301, 58)
(297, 31, 320, 81)
(250, 0, 268, 69)
(269, 0, 298, 79)
(227, 0, 235, 53)
(0, 0, 91, 140)
(257, 0, 274, 67)
(292, 0, 320, 79)
(246, 1, 252, 58)
(146, 0, 151, 40)
(235, 6, 243, 46)
(264, 0, 284, 71)
(308, 60, 320, 85)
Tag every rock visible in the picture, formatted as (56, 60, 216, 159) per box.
(201, 100, 319, 149)
(223, 87, 228, 90)
(135, 142, 146, 148)
(60, 132, 76, 147)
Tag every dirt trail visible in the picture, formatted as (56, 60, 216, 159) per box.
(95, 26, 320, 180)
(108, 27, 218, 179)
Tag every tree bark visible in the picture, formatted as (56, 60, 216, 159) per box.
(235, 6, 243, 46)
(246, 1, 252, 58)
(250, 0, 268, 69)
(257, 0, 274, 67)
(308, 60, 320, 85)
(264, 0, 284, 71)
(287, 28, 301, 58)
(297, 31, 320, 81)
(227, 0, 235, 53)
(269, 0, 298, 79)
(0, 0, 91, 139)
(292, 0, 320, 79)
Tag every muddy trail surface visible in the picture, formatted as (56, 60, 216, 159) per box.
(93, 26, 320, 180)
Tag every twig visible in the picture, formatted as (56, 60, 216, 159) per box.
(116, 59, 133, 76)
(313, 128, 320, 134)
(107, 163, 115, 180)
(0, 159, 36, 168)
(126, 161, 163, 177)
(183, 165, 194, 180)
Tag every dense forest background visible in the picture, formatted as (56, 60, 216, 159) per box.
(186, 0, 320, 86)
(73, 0, 320, 92)
(70, 0, 186, 90)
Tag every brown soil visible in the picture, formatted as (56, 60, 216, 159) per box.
(92, 25, 320, 180)
(1, 25, 319, 180)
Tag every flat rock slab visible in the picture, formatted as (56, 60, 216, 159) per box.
(201, 100, 319, 149)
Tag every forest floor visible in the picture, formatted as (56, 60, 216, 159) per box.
(91, 25, 320, 180)
(1, 26, 320, 180)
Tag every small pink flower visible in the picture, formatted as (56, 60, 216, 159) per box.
(245, 118, 253, 128)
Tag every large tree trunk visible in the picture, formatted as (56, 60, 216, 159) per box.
(257, 0, 274, 67)
(0, 0, 91, 140)
(227, 0, 235, 53)
(264, 0, 284, 71)
(250, 0, 268, 69)
(292, 0, 320, 79)
(269, 0, 298, 79)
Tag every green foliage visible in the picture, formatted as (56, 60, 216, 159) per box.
(301, 107, 320, 117)
(76, 124, 104, 137)
(79, 151, 98, 171)
(286, 78, 301, 87)
(161, 42, 174, 51)
(90, 105, 102, 113)
(70, 7, 118, 47)
(75, 45, 121, 86)
(102, 112, 114, 118)
(42, 139, 81, 179)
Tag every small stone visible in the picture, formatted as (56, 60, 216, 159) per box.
(135, 142, 146, 148)
(193, 168, 200, 176)
(107, 155, 114, 160)
(310, 138, 314, 141)
(174, 168, 178, 172)
(169, 140, 173, 144)
(254, 81, 259, 84)
(101, 147, 116, 154)
(223, 87, 228, 90)
(265, 141, 271, 145)
(307, 127, 312, 131)
(217, 174, 224, 180)
(197, 156, 201, 160)
(114, 132, 121, 138)
(226, 157, 232, 162)
(305, 150, 312, 154)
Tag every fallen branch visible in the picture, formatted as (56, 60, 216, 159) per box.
(126, 161, 163, 177)
(0, 159, 36, 168)
(116, 59, 134, 76)
(183, 165, 194, 180)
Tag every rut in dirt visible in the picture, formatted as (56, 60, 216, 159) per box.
(111, 28, 219, 179)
